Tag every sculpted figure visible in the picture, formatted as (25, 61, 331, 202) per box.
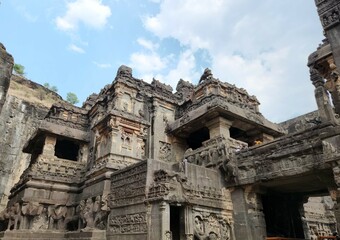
(222, 155, 236, 183)
(80, 198, 95, 230)
(199, 68, 213, 83)
(209, 147, 219, 166)
(165, 230, 172, 240)
(47, 205, 67, 230)
(7, 203, 21, 230)
(217, 142, 227, 156)
(195, 153, 202, 165)
(208, 232, 218, 240)
(31, 207, 48, 231)
(200, 150, 210, 166)
(194, 216, 205, 239)
(93, 195, 109, 230)
(79, 200, 86, 228)
(220, 220, 231, 240)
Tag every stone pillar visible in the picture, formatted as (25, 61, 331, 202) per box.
(0, 43, 14, 114)
(42, 135, 56, 157)
(172, 136, 187, 162)
(184, 206, 194, 240)
(206, 117, 233, 139)
(230, 187, 266, 240)
(310, 67, 336, 123)
(78, 144, 88, 163)
(160, 201, 170, 240)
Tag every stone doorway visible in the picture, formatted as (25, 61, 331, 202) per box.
(262, 192, 305, 238)
(170, 205, 183, 240)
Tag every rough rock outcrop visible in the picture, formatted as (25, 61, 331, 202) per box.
(0, 50, 64, 210)
(0, 43, 14, 113)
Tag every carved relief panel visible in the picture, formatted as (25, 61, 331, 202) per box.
(193, 210, 232, 240)
(159, 141, 172, 162)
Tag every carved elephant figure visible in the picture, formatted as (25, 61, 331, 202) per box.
(21, 201, 44, 229)
(93, 196, 110, 230)
(47, 205, 67, 230)
(79, 198, 95, 230)
(7, 203, 21, 230)
(21, 202, 44, 216)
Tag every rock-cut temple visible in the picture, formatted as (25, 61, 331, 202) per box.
(0, 1, 340, 239)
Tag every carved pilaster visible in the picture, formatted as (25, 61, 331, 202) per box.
(184, 206, 193, 237)
(160, 201, 170, 240)
(42, 135, 56, 156)
(310, 67, 336, 123)
(206, 117, 233, 139)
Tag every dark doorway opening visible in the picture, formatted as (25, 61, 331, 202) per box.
(187, 127, 210, 150)
(229, 126, 254, 146)
(262, 192, 304, 238)
(55, 138, 79, 161)
(170, 206, 182, 240)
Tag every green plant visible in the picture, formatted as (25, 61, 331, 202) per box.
(43, 83, 58, 93)
(66, 92, 79, 105)
(13, 63, 25, 76)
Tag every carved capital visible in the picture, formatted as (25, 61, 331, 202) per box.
(310, 67, 325, 88)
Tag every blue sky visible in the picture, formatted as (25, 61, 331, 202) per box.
(0, 0, 324, 122)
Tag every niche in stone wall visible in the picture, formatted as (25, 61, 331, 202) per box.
(187, 127, 210, 150)
(54, 138, 80, 161)
(229, 126, 254, 146)
(121, 93, 132, 113)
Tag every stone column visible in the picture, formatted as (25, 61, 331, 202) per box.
(42, 135, 56, 157)
(206, 117, 233, 139)
(230, 186, 266, 240)
(160, 201, 170, 240)
(184, 206, 193, 240)
(0, 43, 14, 114)
(310, 67, 336, 123)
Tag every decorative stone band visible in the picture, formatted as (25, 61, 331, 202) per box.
(109, 162, 147, 207)
(177, 94, 259, 120)
(87, 153, 142, 178)
(28, 155, 86, 183)
(108, 212, 147, 234)
(183, 135, 246, 168)
(316, 0, 340, 30)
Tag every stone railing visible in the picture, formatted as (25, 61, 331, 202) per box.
(29, 155, 86, 183)
(87, 153, 142, 177)
(183, 135, 246, 167)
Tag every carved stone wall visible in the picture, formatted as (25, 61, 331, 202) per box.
(303, 196, 336, 239)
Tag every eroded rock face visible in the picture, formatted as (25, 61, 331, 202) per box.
(0, 43, 14, 114)
(0, 95, 49, 210)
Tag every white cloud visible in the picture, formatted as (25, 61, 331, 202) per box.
(93, 61, 112, 68)
(56, 0, 111, 31)
(16, 5, 38, 22)
(142, 0, 323, 122)
(162, 50, 200, 88)
(130, 52, 167, 74)
(68, 44, 85, 53)
(137, 38, 159, 51)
